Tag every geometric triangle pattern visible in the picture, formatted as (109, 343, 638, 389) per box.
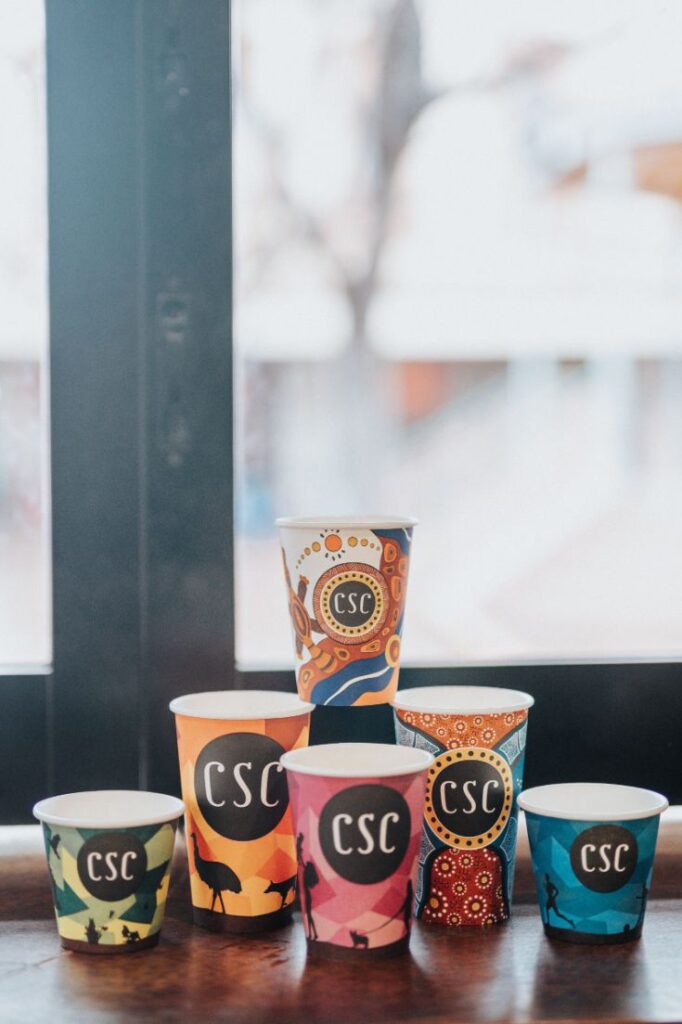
(525, 811, 661, 939)
(287, 768, 427, 952)
(40, 821, 177, 947)
(175, 711, 309, 919)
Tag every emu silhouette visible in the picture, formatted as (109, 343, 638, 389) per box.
(191, 832, 241, 913)
(264, 874, 297, 909)
(49, 833, 61, 859)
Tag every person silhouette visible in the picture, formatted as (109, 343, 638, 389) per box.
(634, 882, 649, 930)
(543, 873, 576, 929)
(400, 879, 414, 936)
(297, 832, 319, 941)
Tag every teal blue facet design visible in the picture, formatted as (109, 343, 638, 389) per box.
(525, 812, 660, 938)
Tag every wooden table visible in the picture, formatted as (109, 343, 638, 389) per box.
(2, 826, 680, 1023)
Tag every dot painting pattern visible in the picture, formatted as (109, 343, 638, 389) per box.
(394, 706, 529, 926)
(295, 530, 380, 568)
(281, 525, 413, 706)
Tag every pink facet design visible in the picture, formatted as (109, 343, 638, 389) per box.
(286, 770, 427, 953)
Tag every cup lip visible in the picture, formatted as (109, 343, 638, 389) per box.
(33, 790, 185, 829)
(518, 783, 669, 822)
(280, 741, 433, 778)
(169, 689, 315, 720)
(275, 515, 418, 529)
(393, 685, 534, 715)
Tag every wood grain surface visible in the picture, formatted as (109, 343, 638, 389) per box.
(1, 825, 680, 1023)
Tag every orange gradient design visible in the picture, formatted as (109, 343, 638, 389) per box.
(175, 712, 310, 919)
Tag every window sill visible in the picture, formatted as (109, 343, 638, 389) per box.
(1, 817, 680, 1023)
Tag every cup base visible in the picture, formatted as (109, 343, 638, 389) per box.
(543, 922, 642, 946)
(60, 932, 160, 955)
(305, 935, 410, 959)
(417, 917, 507, 933)
(192, 905, 293, 934)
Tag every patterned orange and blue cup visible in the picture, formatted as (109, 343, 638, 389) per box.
(170, 690, 313, 933)
(277, 516, 417, 707)
(281, 742, 433, 957)
(519, 783, 668, 945)
(393, 685, 534, 926)
(33, 790, 184, 953)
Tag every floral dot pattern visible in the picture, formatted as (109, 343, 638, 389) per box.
(423, 887, 450, 924)
(397, 708, 527, 750)
(424, 848, 507, 927)
(396, 704, 528, 928)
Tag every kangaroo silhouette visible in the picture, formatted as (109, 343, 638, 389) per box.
(85, 918, 102, 944)
(122, 924, 140, 943)
(264, 874, 297, 909)
(349, 930, 368, 949)
(49, 833, 61, 859)
(191, 832, 241, 914)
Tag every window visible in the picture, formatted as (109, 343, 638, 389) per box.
(0, 2, 50, 667)
(234, 0, 682, 666)
(2, 0, 680, 824)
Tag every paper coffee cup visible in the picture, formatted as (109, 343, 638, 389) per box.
(276, 516, 417, 707)
(170, 690, 314, 933)
(518, 782, 668, 944)
(281, 741, 433, 957)
(393, 685, 534, 926)
(33, 790, 183, 953)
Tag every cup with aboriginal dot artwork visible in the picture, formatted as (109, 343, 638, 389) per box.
(276, 516, 417, 707)
(393, 686, 534, 927)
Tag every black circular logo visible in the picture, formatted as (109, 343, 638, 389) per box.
(318, 784, 411, 885)
(313, 564, 389, 644)
(77, 832, 147, 901)
(195, 732, 288, 841)
(570, 825, 638, 892)
(328, 579, 376, 627)
(425, 749, 512, 849)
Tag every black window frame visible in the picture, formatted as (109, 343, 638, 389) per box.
(1, 0, 680, 823)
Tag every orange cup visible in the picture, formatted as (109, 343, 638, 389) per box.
(170, 690, 313, 933)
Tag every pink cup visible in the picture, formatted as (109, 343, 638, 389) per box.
(280, 742, 433, 958)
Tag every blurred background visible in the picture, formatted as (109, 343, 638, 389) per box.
(0, 2, 49, 666)
(234, 0, 682, 666)
(2, 0, 682, 670)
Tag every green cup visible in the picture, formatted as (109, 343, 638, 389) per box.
(34, 790, 183, 953)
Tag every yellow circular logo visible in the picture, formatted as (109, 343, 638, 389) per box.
(424, 748, 513, 849)
(313, 563, 388, 645)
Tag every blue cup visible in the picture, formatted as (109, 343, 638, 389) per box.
(519, 783, 668, 945)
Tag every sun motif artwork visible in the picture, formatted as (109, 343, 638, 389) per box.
(279, 524, 413, 707)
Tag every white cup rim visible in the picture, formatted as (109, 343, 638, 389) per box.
(276, 515, 417, 529)
(518, 783, 669, 822)
(169, 689, 314, 720)
(33, 790, 184, 829)
(281, 742, 433, 778)
(393, 685, 534, 715)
